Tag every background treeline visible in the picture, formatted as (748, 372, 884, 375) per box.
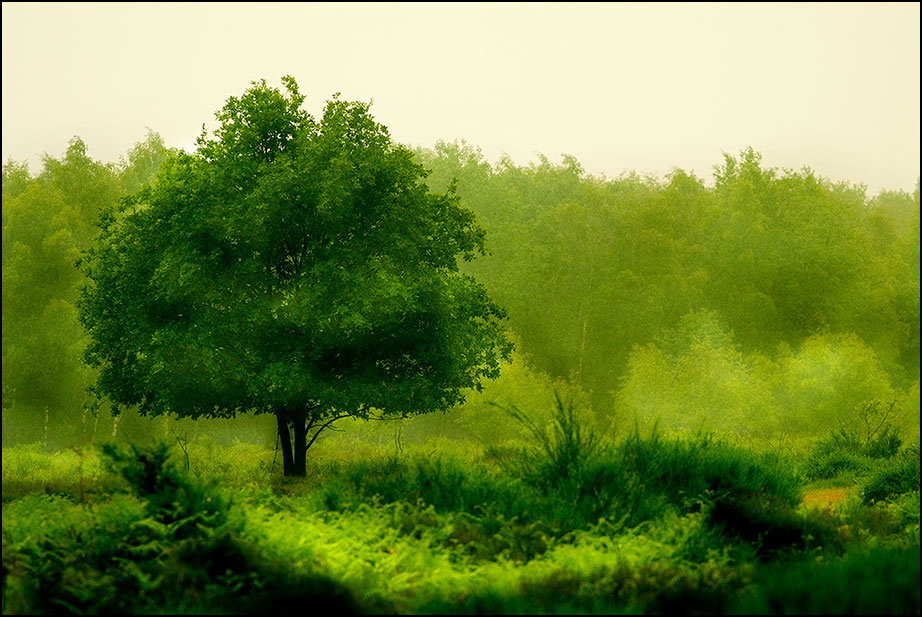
(2, 133, 173, 445)
(2, 135, 919, 449)
(412, 142, 920, 444)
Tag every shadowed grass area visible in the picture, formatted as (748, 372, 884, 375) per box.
(729, 545, 921, 615)
(2, 443, 362, 615)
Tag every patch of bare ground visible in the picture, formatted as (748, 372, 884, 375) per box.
(801, 487, 852, 510)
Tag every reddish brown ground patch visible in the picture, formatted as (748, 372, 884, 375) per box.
(801, 487, 851, 509)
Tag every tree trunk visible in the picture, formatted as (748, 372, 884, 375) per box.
(276, 405, 329, 477)
(276, 410, 294, 476)
(292, 416, 307, 477)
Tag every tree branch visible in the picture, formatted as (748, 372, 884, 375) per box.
(305, 412, 351, 452)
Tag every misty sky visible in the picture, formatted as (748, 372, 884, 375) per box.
(2, 2, 919, 195)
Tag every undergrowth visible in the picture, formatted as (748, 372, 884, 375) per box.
(2, 406, 919, 615)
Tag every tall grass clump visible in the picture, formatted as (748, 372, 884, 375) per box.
(613, 430, 841, 558)
(489, 395, 628, 531)
(801, 399, 907, 482)
(614, 429, 803, 510)
(801, 428, 904, 482)
(500, 393, 599, 491)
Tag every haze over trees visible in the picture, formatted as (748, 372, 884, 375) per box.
(2, 132, 171, 444)
(1, 82, 919, 456)
(413, 141, 920, 441)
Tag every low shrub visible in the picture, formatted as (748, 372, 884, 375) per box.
(861, 445, 921, 505)
(802, 418, 907, 483)
(614, 430, 803, 512)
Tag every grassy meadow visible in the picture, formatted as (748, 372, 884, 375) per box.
(3, 400, 919, 615)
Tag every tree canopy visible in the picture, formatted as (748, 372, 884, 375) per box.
(77, 77, 512, 475)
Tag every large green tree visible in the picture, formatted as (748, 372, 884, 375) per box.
(78, 77, 511, 476)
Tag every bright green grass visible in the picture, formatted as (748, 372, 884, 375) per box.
(2, 432, 919, 614)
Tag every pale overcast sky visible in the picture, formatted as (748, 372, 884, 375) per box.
(2, 2, 919, 195)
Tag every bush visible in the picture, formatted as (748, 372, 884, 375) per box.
(802, 424, 906, 482)
(614, 430, 803, 512)
(101, 441, 232, 538)
(861, 446, 921, 505)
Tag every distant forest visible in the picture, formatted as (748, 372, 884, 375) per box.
(2, 133, 919, 447)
